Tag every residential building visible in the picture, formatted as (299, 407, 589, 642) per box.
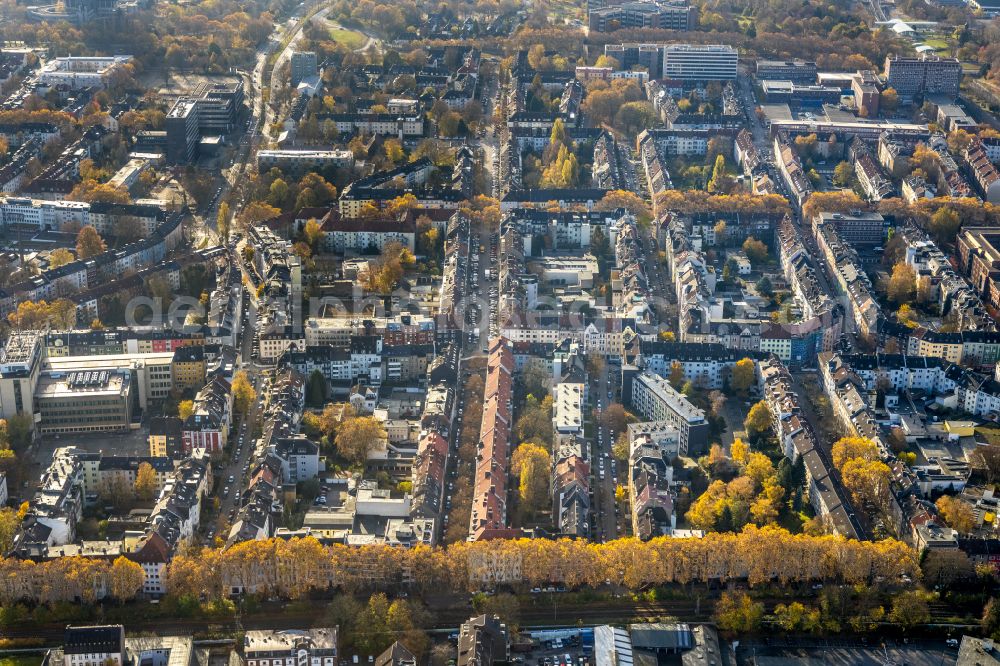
(457, 615, 509, 666)
(290, 51, 318, 86)
(38, 56, 133, 88)
(62, 625, 125, 666)
(242, 629, 338, 666)
(626, 371, 709, 455)
(257, 150, 354, 173)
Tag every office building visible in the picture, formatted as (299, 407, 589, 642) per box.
(290, 51, 318, 86)
(755, 60, 817, 85)
(165, 99, 199, 164)
(604, 43, 667, 79)
(662, 44, 737, 81)
(35, 369, 136, 435)
(884, 54, 962, 101)
(164, 80, 245, 162)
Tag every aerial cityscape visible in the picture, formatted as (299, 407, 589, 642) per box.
(3, 0, 1000, 662)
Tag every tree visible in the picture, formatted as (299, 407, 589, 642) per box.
(715, 591, 764, 633)
(887, 262, 916, 304)
(936, 495, 975, 534)
(217, 202, 230, 241)
(897, 303, 917, 326)
(303, 218, 324, 250)
(947, 129, 973, 156)
(178, 400, 194, 421)
(668, 361, 685, 388)
(49, 248, 74, 268)
(880, 87, 899, 113)
(306, 370, 327, 408)
(335, 417, 386, 465)
(707, 154, 733, 194)
(232, 370, 255, 417)
(239, 201, 282, 229)
(754, 276, 773, 297)
(831, 436, 879, 470)
(109, 556, 145, 603)
(928, 207, 961, 245)
(511, 443, 550, 515)
(731, 438, 749, 465)
(889, 591, 930, 628)
(984, 597, 1000, 639)
(612, 433, 629, 462)
(76, 225, 107, 259)
(833, 161, 855, 187)
(744, 401, 771, 437)
(731, 358, 755, 395)
(742, 237, 768, 264)
(0, 507, 19, 554)
(134, 462, 158, 501)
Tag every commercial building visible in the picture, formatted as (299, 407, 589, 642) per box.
(35, 369, 136, 435)
(626, 371, 709, 455)
(661, 44, 737, 81)
(884, 54, 962, 101)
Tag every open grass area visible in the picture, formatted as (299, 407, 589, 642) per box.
(977, 424, 1000, 446)
(329, 26, 366, 49)
(0, 656, 43, 666)
(922, 37, 950, 53)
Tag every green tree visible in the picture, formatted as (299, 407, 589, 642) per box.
(306, 370, 327, 408)
(707, 154, 733, 194)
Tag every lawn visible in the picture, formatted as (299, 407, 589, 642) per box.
(922, 37, 951, 53)
(977, 424, 1000, 446)
(328, 26, 366, 50)
(0, 657, 43, 666)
